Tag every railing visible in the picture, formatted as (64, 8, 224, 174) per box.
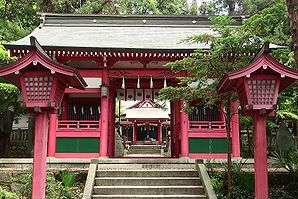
(189, 121, 226, 131)
(57, 120, 99, 130)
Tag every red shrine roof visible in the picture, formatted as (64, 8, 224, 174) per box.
(125, 100, 169, 120)
(218, 43, 298, 93)
(0, 37, 87, 89)
(127, 99, 163, 109)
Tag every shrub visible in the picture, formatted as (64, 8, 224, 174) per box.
(61, 170, 76, 188)
(18, 171, 71, 199)
(0, 186, 18, 199)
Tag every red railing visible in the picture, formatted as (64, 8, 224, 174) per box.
(188, 121, 226, 131)
(57, 120, 99, 130)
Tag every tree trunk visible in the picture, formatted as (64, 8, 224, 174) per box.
(227, 0, 235, 15)
(42, 0, 53, 12)
(286, 0, 298, 69)
(225, 93, 232, 197)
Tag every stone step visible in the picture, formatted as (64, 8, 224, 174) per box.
(127, 149, 162, 154)
(93, 185, 204, 195)
(92, 194, 207, 199)
(96, 170, 198, 177)
(130, 145, 162, 149)
(95, 177, 201, 186)
(97, 163, 196, 170)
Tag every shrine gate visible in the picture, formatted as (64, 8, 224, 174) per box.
(3, 14, 242, 159)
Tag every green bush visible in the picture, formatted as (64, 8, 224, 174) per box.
(18, 172, 71, 199)
(61, 170, 76, 188)
(0, 186, 18, 199)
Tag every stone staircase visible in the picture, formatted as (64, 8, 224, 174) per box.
(90, 163, 207, 199)
(125, 145, 163, 157)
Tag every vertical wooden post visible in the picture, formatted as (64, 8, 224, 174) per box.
(170, 101, 175, 157)
(180, 100, 189, 157)
(108, 87, 115, 157)
(47, 110, 57, 156)
(32, 111, 48, 199)
(100, 70, 109, 157)
(231, 101, 240, 157)
(174, 101, 180, 157)
(157, 122, 161, 144)
(133, 122, 137, 144)
(253, 113, 268, 199)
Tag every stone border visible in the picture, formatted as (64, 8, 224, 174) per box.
(82, 159, 99, 199)
(195, 160, 217, 199)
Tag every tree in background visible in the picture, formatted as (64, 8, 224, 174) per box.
(159, 0, 296, 196)
(159, 16, 260, 196)
(286, 0, 298, 70)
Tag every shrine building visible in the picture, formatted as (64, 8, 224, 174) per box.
(3, 14, 244, 159)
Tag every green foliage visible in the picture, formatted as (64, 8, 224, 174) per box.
(272, 148, 298, 176)
(76, 0, 189, 15)
(0, 186, 19, 199)
(18, 171, 74, 199)
(0, 83, 19, 113)
(241, 0, 290, 46)
(61, 170, 76, 188)
(205, 160, 254, 199)
(159, 15, 260, 112)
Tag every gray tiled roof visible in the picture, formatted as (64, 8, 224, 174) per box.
(7, 14, 245, 51)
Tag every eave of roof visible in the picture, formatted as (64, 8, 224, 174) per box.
(0, 37, 87, 89)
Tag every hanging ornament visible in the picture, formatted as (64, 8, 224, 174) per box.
(150, 76, 153, 89)
(73, 105, 77, 114)
(98, 106, 101, 114)
(141, 126, 143, 131)
(90, 107, 93, 115)
(163, 77, 167, 88)
(137, 76, 140, 88)
(121, 77, 125, 89)
(81, 107, 84, 115)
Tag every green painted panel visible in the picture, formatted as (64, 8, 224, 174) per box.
(210, 138, 227, 153)
(189, 138, 210, 153)
(189, 138, 227, 153)
(56, 138, 99, 153)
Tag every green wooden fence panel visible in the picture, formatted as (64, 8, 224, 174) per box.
(56, 137, 100, 153)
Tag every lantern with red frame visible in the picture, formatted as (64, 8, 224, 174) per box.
(0, 36, 87, 199)
(218, 43, 298, 199)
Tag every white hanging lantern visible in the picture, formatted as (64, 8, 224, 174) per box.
(121, 77, 125, 89)
(73, 105, 76, 114)
(137, 76, 140, 89)
(98, 106, 101, 114)
(81, 107, 84, 115)
(150, 76, 153, 89)
(163, 77, 167, 88)
(90, 107, 93, 115)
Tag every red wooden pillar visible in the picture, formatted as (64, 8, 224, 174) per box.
(47, 110, 57, 157)
(32, 111, 48, 199)
(253, 114, 268, 199)
(170, 101, 175, 157)
(174, 101, 180, 157)
(157, 122, 161, 144)
(231, 101, 240, 157)
(133, 122, 137, 144)
(180, 100, 189, 157)
(108, 87, 115, 157)
(100, 70, 109, 157)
